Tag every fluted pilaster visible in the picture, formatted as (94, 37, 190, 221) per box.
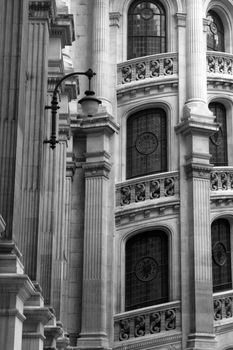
(91, 0, 111, 113)
(0, 0, 28, 241)
(18, 1, 53, 280)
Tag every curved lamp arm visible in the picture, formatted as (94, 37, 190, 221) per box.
(44, 69, 96, 149)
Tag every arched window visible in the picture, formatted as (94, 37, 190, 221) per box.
(207, 10, 225, 52)
(125, 230, 168, 311)
(128, 0, 166, 59)
(209, 102, 228, 166)
(126, 108, 167, 179)
(212, 219, 232, 293)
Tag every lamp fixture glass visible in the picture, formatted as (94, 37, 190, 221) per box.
(78, 90, 101, 116)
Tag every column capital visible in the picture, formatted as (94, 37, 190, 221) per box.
(79, 113, 120, 135)
(83, 161, 111, 179)
(109, 12, 121, 27)
(0, 275, 35, 303)
(176, 13, 186, 27)
(185, 162, 213, 180)
(66, 160, 76, 179)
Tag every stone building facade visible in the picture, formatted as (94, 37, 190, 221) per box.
(1, 0, 233, 349)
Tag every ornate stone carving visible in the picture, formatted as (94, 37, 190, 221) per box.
(29, 0, 56, 20)
(134, 316, 145, 337)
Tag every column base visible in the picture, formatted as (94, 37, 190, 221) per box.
(76, 332, 110, 350)
(186, 333, 217, 350)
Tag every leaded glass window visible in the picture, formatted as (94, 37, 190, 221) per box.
(128, 0, 166, 59)
(126, 108, 167, 179)
(207, 10, 225, 52)
(209, 102, 228, 166)
(125, 230, 168, 311)
(212, 219, 232, 293)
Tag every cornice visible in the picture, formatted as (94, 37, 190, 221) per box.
(29, 0, 56, 21)
(50, 14, 75, 47)
(185, 163, 213, 180)
(83, 161, 112, 179)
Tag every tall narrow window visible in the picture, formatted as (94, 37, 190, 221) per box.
(209, 102, 228, 166)
(127, 108, 167, 179)
(128, 0, 166, 59)
(125, 230, 168, 311)
(212, 219, 232, 293)
(207, 10, 225, 52)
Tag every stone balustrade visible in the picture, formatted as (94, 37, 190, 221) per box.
(213, 290, 233, 322)
(116, 171, 179, 207)
(210, 167, 233, 191)
(117, 53, 178, 85)
(114, 301, 181, 342)
(207, 52, 233, 76)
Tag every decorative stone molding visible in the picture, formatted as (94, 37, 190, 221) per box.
(109, 12, 121, 27)
(207, 52, 233, 76)
(114, 302, 181, 349)
(66, 160, 76, 179)
(115, 200, 180, 227)
(210, 168, 233, 191)
(116, 171, 179, 207)
(117, 53, 178, 85)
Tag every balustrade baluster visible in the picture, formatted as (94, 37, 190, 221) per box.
(145, 180, 150, 200)
(160, 309, 166, 332)
(145, 59, 150, 78)
(131, 185, 135, 203)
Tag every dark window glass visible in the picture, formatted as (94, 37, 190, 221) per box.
(209, 102, 228, 166)
(212, 219, 232, 293)
(125, 230, 168, 311)
(127, 108, 167, 179)
(207, 10, 224, 52)
(128, 0, 166, 59)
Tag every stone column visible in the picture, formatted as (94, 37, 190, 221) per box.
(176, 1, 218, 349)
(77, 112, 119, 350)
(0, 0, 28, 242)
(18, 0, 55, 281)
(91, 0, 112, 114)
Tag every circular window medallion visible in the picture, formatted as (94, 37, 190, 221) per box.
(213, 242, 227, 266)
(140, 8, 153, 20)
(210, 22, 218, 34)
(210, 127, 223, 146)
(135, 257, 158, 282)
(135, 132, 158, 155)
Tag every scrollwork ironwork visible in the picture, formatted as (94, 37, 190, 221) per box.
(119, 319, 130, 341)
(225, 297, 232, 318)
(210, 172, 218, 190)
(150, 180, 160, 198)
(150, 312, 161, 333)
(221, 172, 228, 190)
(164, 58, 173, 75)
(122, 65, 132, 83)
(136, 62, 146, 80)
(120, 186, 131, 205)
(165, 309, 176, 330)
(164, 177, 175, 196)
(214, 299, 222, 320)
(135, 183, 145, 202)
(150, 60, 160, 77)
(218, 57, 225, 73)
(207, 56, 215, 73)
(134, 315, 145, 337)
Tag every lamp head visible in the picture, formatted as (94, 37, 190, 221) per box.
(78, 90, 101, 116)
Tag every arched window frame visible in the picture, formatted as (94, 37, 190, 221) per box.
(127, 0, 167, 59)
(211, 218, 232, 293)
(126, 107, 168, 179)
(115, 224, 176, 313)
(206, 9, 225, 52)
(205, 3, 233, 54)
(209, 101, 228, 166)
(125, 229, 169, 310)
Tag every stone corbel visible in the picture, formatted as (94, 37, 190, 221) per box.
(109, 12, 121, 28)
(176, 13, 186, 28)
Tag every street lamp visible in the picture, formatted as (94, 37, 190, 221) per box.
(44, 69, 101, 149)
